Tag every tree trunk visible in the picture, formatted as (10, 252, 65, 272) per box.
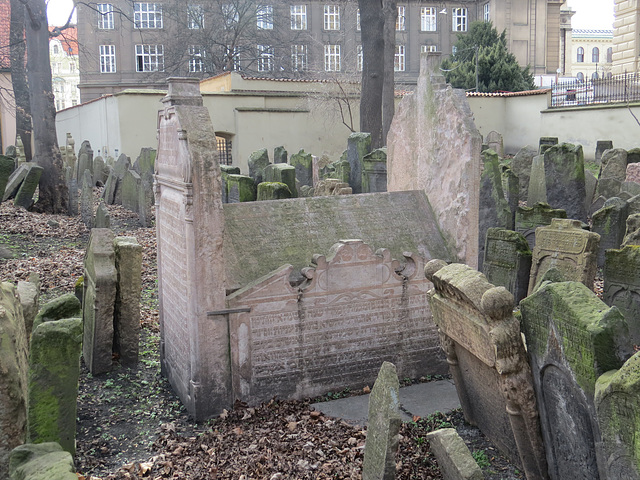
(23, 0, 68, 213)
(10, 0, 32, 160)
(358, 0, 385, 149)
(382, 0, 396, 146)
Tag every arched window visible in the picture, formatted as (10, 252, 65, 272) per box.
(607, 72, 613, 79)
(607, 47, 613, 63)
(592, 71, 599, 80)
(592, 47, 600, 63)
(577, 72, 584, 82)
(53, 44, 59, 55)
(577, 47, 584, 63)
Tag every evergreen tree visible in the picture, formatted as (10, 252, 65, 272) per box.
(441, 21, 535, 93)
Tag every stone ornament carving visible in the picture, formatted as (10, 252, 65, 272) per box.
(426, 260, 548, 480)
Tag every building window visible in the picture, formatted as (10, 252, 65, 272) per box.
(452, 8, 467, 32)
(357, 9, 360, 30)
(291, 44, 307, 72)
(189, 46, 205, 72)
(421, 7, 436, 31)
(53, 44, 59, 55)
(324, 5, 340, 30)
(577, 46, 584, 63)
(357, 44, 363, 71)
(452, 45, 457, 55)
(257, 5, 273, 29)
(592, 71, 599, 80)
(216, 136, 232, 165)
(483, 3, 490, 22)
(134, 3, 163, 28)
(395, 44, 405, 71)
(324, 44, 341, 71)
(592, 47, 600, 63)
(257, 44, 274, 72)
(99, 44, 116, 73)
(187, 5, 204, 29)
(291, 5, 307, 30)
(97, 3, 114, 29)
(69, 61, 76, 72)
(607, 47, 613, 63)
(225, 45, 240, 71)
(222, 4, 239, 27)
(135, 44, 164, 72)
(577, 72, 584, 82)
(396, 5, 405, 31)
(421, 45, 437, 53)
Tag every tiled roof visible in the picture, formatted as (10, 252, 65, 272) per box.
(572, 29, 613, 37)
(49, 25, 78, 55)
(0, 0, 10, 69)
(466, 88, 550, 97)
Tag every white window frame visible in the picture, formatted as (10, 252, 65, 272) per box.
(222, 4, 239, 28)
(187, 5, 204, 29)
(134, 3, 163, 29)
(452, 8, 467, 32)
(420, 7, 436, 31)
(421, 45, 437, 53)
(135, 44, 164, 72)
(357, 44, 363, 72)
(396, 5, 406, 31)
(257, 44, 274, 72)
(225, 45, 241, 71)
(291, 5, 307, 30)
(483, 3, 490, 22)
(324, 44, 341, 71)
(99, 44, 116, 73)
(97, 3, 114, 29)
(257, 5, 273, 29)
(188, 46, 206, 72)
(324, 5, 340, 30)
(291, 44, 307, 72)
(357, 9, 360, 31)
(395, 44, 405, 71)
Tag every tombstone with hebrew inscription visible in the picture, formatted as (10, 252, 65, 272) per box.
(528, 218, 599, 295)
(483, 228, 531, 303)
(425, 261, 548, 480)
(519, 281, 632, 480)
(604, 245, 640, 346)
(515, 203, 566, 250)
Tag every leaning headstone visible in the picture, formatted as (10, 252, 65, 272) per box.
(82, 228, 117, 375)
(132, 147, 156, 178)
(519, 281, 631, 480)
(361, 361, 402, 480)
(264, 163, 297, 197)
(76, 140, 93, 181)
(512, 145, 537, 200)
(121, 169, 141, 213)
(3, 163, 36, 202)
(289, 150, 313, 188)
(273, 146, 287, 164)
(80, 169, 93, 228)
(483, 228, 531, 303)
(13, 164, 42, 210)
(478, 149, 511, 270)
(528, 218, 600, 294)
(347, 132, 372, 194)
(592, 197, 628, 267)
(594, 352, 640, 479)
(544, 143, 587, 222)
(95, 200, 110, 228)
(248, 148, 270, 185)
(426, 429, 484, 480)
(590, 195, 607, 217)
(31, 292, 80, 334)
(226, 174, 256, 203)
(527, 154, 547, 205)
(425, 261, 547, 479)
(0, 282, 29, 479)
(539, 136, 558, 152)
(596, 140, 614, 163)
(0, 155, 15, 200)
(597, 148, 628, 199)
(362, 148, 387, 193)
(604, 245, 640, 346)
(256, 182, 292, 200)
(113, 236, 142, 367)
(27, 318, 83, 454)
(9, 442, 76, 480)
(623, 213, 640, 246)
(485, 130, 504, 158)
(102, 170, 118, 205)
(17, 275, 40, 339)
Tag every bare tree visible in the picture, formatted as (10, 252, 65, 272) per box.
(10, 0, 32, 161)
(382, 0, 396, 144)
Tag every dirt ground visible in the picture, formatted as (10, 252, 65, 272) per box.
(0, 194, 524, 480)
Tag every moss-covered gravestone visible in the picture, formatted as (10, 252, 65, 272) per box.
(0, 155, 15, 200)
(14, 164, 43, 210)
(347, 132, 371, 194)
(289, 150, 313, 188)
(597, 148, 628, 199)
(544, 143, 587, 222)
(32, 293, 81, 333)
(512, 145, 537, 200)
(114, 236, 142, 367)
(483, 228, 531, 303)
(27, 318, 83, 455)
(362, 148, 387, 194)
(256, 182, 292, 201)
(9, 442, 76, 480)
(519, 281, 632, 480)
(604, 245, 640, 346)
(362, 361, 401, 480)
(538, 136, 558, 152)
(592, 197, 628, 268)
(264, 163, 297, 197)
(248, 148, 270, 185)
(527, 154, 547, 206)
(17, 275, 40, 339)
(595, 351, 640, 479)
(226, 174, 256, 203)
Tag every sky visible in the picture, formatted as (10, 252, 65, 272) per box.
(46, 0, 615, 29)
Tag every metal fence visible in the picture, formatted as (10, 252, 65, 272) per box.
(550, 72, 640, 108)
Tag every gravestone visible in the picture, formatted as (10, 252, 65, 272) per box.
(256, 182, 292, 200)
(15, 137, 25, 164)
(528, 218, 599, 294)
(273, 146, 287, 164)
(544, 143, 587, 222)
(0, 282, 29, 479)
(314, 179, 352, 196)
(426, 429, 483, 480)
(622, 181, 640, 197)
(80, 169, 93, 228)
(592, 197, 628, 267)
(539, 137, 558, 152)
(425, 261, 548, 480)
(527, 155, 547, 205)
(220, 165, 241, 203)
(2, 162, 33, 202)
(121, 169, 141, 213)
(82, 228, 117, 375)
(604, 245, 640, 345)
(628, 148, 640, 164)
(138, 176, 154, 227)
(515, 203, 567, 250)
(32, 293, 81, 333)
(226, 174, 256, 203)
(95, 200, 110, 228)
(248, 148, 270, 185)
(362, 361, 401, 480)
(596, 140, 614, 163)
(113, 237, 142, 367)
(264, 163, 297, 197)
(512, 145, 537, 200)
(519, 281, 631, 480)
(76, 140, 93, 181)
(0, 155, 15, 199)
(5, 145, 16, 158)
(93, 156, 106, 185)
(67, 176, 78, 217)
(8, 442, 77, 480)
(112, 154, 132, 205)
(590, 195, 607, 216)
(347, 132, 372, 194)
(483, 228, 531, 303)
(629, 194, 640, 216)
(13, 164, 43, 209)
(17, 275, 40, 339)
(322, 159, 350, 184)
(502, 168, 519, 229)
(584, 169, 598, 211)
(597, 148, 628, 199)
(624, 213, 640, 246)
(595, 351, 640, 479)
(27, 318, 82, 454)
(485, 131, 504, 158)
(478, 149, 511, 270)
(362, 148, 387, 193)
(132, 147, 156, 178)
(289, 150, 313, 188)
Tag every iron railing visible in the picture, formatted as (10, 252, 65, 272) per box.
(550, 72, 640, 108)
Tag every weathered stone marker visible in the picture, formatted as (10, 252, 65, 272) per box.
(347, 132, 371, 194)
(592, 197, 628, 268)
(362, 361, 402, 480)
(426, 428, 484, 480)
(9, 442, 77, 480)
(515, 202, 566, 250)
(483, 228, 531, 303)
(604, 245, 640, 346)
(543, 143, 587, 222)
